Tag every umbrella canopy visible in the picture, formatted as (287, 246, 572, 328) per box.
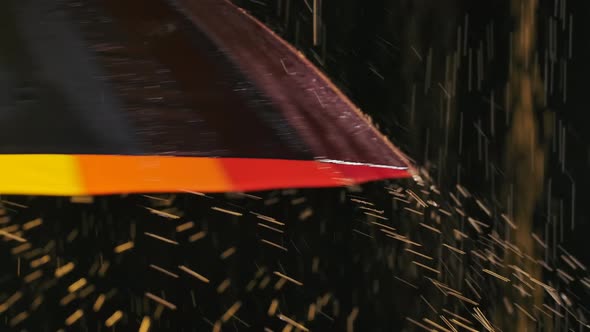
(0, 0, 412, 195)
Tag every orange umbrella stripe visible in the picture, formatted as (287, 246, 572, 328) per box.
(77, 155, 232, 195)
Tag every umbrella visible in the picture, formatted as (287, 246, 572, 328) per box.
(0, 0, 412, 195)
